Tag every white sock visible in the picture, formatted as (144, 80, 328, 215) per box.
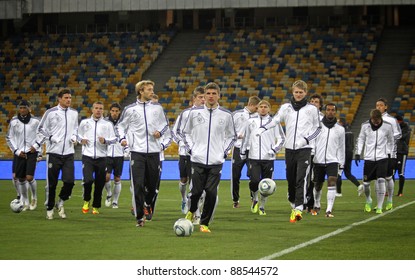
(104, 181, 112, 197)
(112, 181, 122, 204)
(197, 191, 206, 214)
(326, 186, 336, 213)
(19, 181, 29, 206)
(313, 188, 322, 208)
(179, 182, 187, 201)
(259, 194, 267, 209)
(29, 179, 37, 200)
(386, 177, 394, 203)
(364, 182, 372, 203)
(57, 198, 64, 208)
(252, 190, 258, 202)
(376, 179, 386, 210)
(13, 178, 20, 198)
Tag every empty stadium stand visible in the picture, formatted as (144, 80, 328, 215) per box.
(0, 30, 176, 158)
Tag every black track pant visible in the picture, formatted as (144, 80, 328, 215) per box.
(82, 155, 107, 208)
(285, 148, 311, 209)
(46, 153, 75, 211)
(189, 162, 222, 227)
(231, 147, 248, 202)
(248, 159, 274, 193)
(130, 152, 160, 221)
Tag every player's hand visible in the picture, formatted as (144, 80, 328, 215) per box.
(267, 149, 276, 157)
(49, 135, 60, 144)
(295, 137, 308, 149)
(120, 139, 128, 147)
(153, 131, 161, 139)
(354, 155, 361, 166)
(98, 137, 105, 144)
(81, 139, 89, 145)
(16, 150, 27, 158)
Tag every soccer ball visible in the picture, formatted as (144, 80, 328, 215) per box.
(10, 199, 24, 213)
(173, 218, 194, 237)
(258, 178, 277, 197)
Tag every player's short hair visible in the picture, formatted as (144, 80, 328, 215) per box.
(248, 96, 261, 106)
(376, 98, 388, 107)
(370, 109, 382, 120)
(192, 86, 205, 98)
(135, 80, 155, 96)
(110, 102, 121, 110)
(310, 94, 324, 109)
(204, 82, 220, 94)
(324, 102, 337, 111)
(58, 88, 72, 98)
(291, 80, 308, 92)
(18, 100, 31, 107)
(93, 101, 104, 107)
(258, 100, 270, 108)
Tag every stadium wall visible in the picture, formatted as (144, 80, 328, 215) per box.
(0, 159, 414, 180)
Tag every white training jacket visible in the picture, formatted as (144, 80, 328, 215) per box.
(105, 117, 124, 158)
(172, 106, 193, 156)
(6, 115, 41, 155)
(182, 104, 236, 165)
(241, 114, 285, 160)
(355, 120, 394, 161)
(232, 107, 258, 149)
(116, 100, 170, 154)
(313, 121, 345, 166)
(35, 105, 79, 155)
(262, 102, 322, 150)
(382, 112, 402, 158)
(78, 116, 117, 159)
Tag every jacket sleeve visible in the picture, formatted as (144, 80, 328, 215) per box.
(271, 123, 285, 153)
(71, 112, 79, 143)
(116, 108, 131, 142)
(338, 127, 346, 166)
(182, 110, 194, 153)
(355, 123, 366, 156)
(5, 120, 18, 154)
(105, 122, 118, 145)
(223, 114, 237, 155)
(240, 120, 251, 155)
(35, 112, 51, 149)
(172, 112, 182, 144)
(305, 106, 322, 143)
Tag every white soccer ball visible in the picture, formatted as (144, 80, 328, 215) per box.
(258, 178, 277, 197)
(173, 218, 194, 237)
(10, 199, 24, 213)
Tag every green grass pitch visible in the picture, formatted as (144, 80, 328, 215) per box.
(1, 179, 414, 260)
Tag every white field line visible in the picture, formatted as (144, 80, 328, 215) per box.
(259, 200, 415, 260)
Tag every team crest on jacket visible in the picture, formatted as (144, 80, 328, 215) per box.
(84, 122, 92, 131)
(48, 163, 53, 168)
(131, 160, 134, 166)
(49, 113, 62, 129)
(218, 119, 225, 125)
(196, 113, 204, 124)
(131, 110, 141, 120)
